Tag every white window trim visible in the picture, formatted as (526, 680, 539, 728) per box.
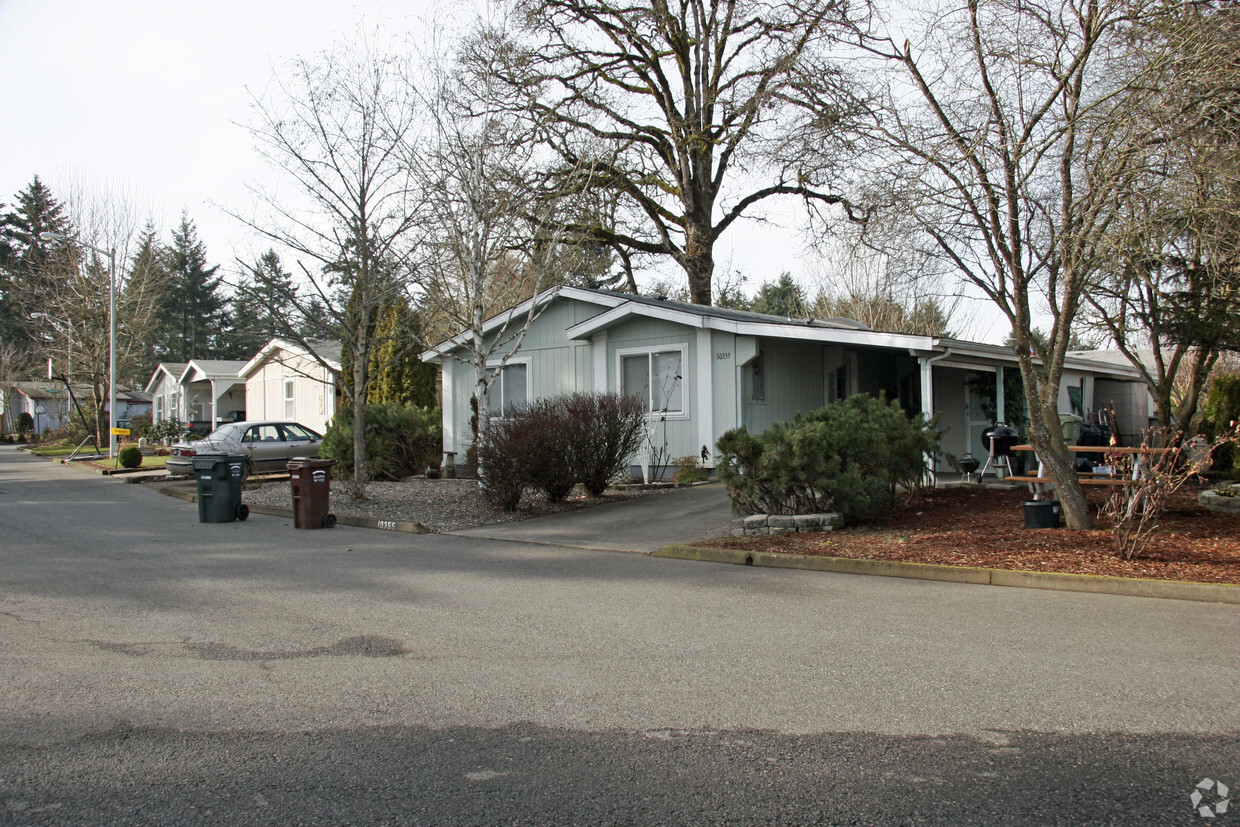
(485, 356, 532, 418)
(616, 343, 690, 420)
(283, 376, 296, 419)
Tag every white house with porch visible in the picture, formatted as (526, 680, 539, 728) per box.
(422, 286, 1149, 477)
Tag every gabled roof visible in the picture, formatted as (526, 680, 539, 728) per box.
(8, 381, 93, 400)
(563, 289, 931, 351)
(421, 286, 628, 361)
(239, 337, 342, 379)
(423, 285, 1145, 380)
(179, 360, 249, 385)
(144, 362, 188, 394)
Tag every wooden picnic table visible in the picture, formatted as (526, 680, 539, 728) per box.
(1005, 444, 1175, 497)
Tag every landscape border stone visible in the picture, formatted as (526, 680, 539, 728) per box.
(652, 544, 1240, 604)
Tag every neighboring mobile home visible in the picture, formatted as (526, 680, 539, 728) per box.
(145, 362, 187, 426)
(422, 287, 1149, 477)
(239, 338, 342, 435)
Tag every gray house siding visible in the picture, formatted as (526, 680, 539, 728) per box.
(424, 286, 1149, 480)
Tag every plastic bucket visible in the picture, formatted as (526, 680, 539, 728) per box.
(1021, 500, 1060, 529)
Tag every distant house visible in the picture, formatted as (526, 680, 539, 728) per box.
(239, 338, 342, 435)
(2, 381, 88, 435)
(422, 286, 1149, 477)
(178, 359, 248, 429)
(145, 363, 188, 426)
(144, 360, 246, 431)
(113, 390, 153, 427)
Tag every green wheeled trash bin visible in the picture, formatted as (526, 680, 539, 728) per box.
(287, 457, 338, 528)
(191, 452, 250, 523)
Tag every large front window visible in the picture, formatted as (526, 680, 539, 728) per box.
(487, 361, 529, 417)
(620, 347, 685, 415)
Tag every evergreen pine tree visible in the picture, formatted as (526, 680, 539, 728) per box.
(1, 177, 74, 347)
(223, 250, 301, 359)
(126, 222, 172, 377)
(156, 212, 225, 361)
(367, 301, 437, 408)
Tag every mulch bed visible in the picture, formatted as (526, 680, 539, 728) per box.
(705, 485, 1240, 585)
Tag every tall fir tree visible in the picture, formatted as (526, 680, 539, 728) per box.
(157, 212, 225, 361)
(1, 177, 74, 347)
(126, 222, 171, 377)
(223, 250, 301, 359)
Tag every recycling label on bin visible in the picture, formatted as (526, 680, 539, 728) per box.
(313, 470, 327, 483)
(231, 464, 243, 478)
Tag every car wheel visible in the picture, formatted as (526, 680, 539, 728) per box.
(236, 503, 250, 521)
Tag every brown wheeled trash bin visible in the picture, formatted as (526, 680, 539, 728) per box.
(287, 457, 338, 528)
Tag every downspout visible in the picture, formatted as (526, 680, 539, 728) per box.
(916, 346, 953, 487)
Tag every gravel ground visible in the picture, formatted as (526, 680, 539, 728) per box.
(242, 476, 660, 533)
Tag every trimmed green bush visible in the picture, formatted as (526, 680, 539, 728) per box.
(117, 444, 143, 469)
(716, 394, 941, 524)
(321, 403, 441, 481)
(15, 412, 34, 435)
(1203, 373, 1240, 477)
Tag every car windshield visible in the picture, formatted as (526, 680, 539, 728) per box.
(283, 424, 320, 440)
(203, 424, 242, 442)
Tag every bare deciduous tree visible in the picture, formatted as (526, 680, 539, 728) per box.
(863, 0, 1167, 529)
(505, 0, 873, 305)
(232, 29, 423, 494)
(32, 182, 166, 442)
(413, 16, 595, 446)
(1083, 2, 1240, 433)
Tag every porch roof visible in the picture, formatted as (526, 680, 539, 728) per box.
(179, 360, 249, 385)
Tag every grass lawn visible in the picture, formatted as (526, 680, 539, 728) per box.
(30, 445, 92, 457)
(99, 455, 169, 470)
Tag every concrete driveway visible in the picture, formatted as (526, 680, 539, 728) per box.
(448, 482, 734, 552)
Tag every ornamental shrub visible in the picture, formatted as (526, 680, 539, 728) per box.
(716, 394, 941, 524)
(148, 418, 184, 443)
(1202, 373, 1240, 477)
(15, 412, 34, 434)
(474, 415, 527, 510)
(561, 392, 648, 496)
(321, 403, 442, 481)
(117, 444, 143, 469)
(475, 392, 648, 509)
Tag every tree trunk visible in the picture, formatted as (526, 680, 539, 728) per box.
(351, 330, 369, 496)
(1014, 344, 1094, 530)
(682, 231, 715, 306)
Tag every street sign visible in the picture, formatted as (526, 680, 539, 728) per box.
(110, 427, 130, 436)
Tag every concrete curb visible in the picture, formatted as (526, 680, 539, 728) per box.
(154, 485, 431, 534)
(652, 545, 1240, 604)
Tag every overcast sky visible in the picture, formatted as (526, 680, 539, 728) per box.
(0, 0, 1005, 341)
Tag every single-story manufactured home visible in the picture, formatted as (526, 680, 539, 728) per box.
(422, 286, 1149, 477)
(239, 338, 342, 435)
(145, 360, 247, 431)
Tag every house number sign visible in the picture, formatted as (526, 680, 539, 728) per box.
(715, 352, 731, 360)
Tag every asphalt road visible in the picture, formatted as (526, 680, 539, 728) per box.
(1, 445, 1237, 825)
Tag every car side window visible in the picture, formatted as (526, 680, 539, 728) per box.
(282, 424, 317, 441)
(242, 428, 258, 444)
